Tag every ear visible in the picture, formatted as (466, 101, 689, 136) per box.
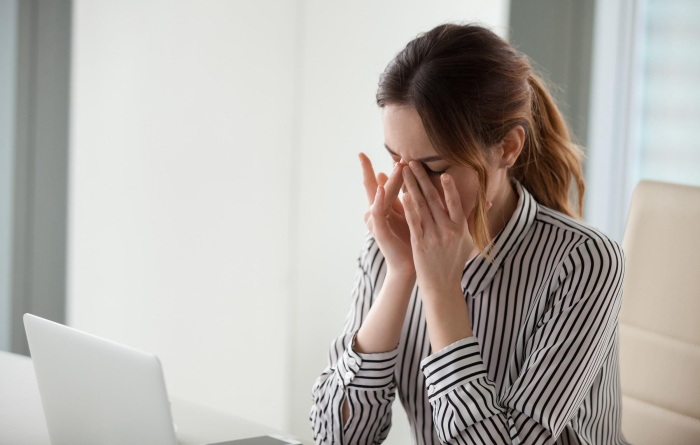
(498, 125, 525, 168)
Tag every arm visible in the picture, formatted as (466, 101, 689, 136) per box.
(311, 155, 418, 444)
(310, 235, 414, 445)
(420, 237, 624, 444)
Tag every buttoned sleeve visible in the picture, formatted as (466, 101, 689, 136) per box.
(310, 235, 399, 445)
(420, 236, 625, 444)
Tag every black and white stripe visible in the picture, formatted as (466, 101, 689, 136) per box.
(310, 181, 630, 445)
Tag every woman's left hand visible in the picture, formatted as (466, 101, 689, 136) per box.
(401, 161, 477, 296)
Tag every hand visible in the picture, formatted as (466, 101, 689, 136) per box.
(359, 153, 414, 276)
(401, 161, 486, 295)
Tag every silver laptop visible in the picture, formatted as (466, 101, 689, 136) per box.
(24, 313, 182, 445)
(24, 314, 300, 445)
(23, 314, 300, 445)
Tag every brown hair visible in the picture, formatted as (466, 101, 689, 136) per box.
(376, 23, 585, 252)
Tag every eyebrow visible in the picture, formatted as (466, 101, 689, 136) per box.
(384, 144, 443, 163)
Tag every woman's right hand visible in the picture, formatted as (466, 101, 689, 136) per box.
(360, 152, 415, 277)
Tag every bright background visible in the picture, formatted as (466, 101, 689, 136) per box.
(1, 1, 698, 444)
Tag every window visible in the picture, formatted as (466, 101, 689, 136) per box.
(586, 0, 700, 241)
(635, 0, 700, 186)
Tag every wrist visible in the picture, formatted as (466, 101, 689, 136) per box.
(385, 264, 416, 283)
(421, 286, 474, 351)
(417, 280, 463, 301)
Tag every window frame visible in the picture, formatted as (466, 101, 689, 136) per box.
(586, 0, 645, 241)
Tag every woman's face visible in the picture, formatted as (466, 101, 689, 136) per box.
(382, 105, 503, 221)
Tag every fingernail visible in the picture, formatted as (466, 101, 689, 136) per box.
(441, 174, 450, 183)
(409, 160, 419, 170)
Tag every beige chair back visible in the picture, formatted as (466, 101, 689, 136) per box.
(620, 180, 700, 444)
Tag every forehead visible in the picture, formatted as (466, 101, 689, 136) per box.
(382, 105, 438, 160)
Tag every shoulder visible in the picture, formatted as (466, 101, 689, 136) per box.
(531, 205, 625, 301)
(513, 184, 624, 287)
(512, 181, 622, 266)
(533, 203, 623, 264)
(535, 204, 616, 246)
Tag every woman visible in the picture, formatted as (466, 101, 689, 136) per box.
(310, 23, 629, 445)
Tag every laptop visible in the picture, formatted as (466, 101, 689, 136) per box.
(23, 314, 298, 445)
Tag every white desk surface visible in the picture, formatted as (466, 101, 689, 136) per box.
(0, 350, 300, 445)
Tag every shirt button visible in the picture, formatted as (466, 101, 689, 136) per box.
(428, 385, 435, 395)
(348, 357, 357, 367)
(345, 371, 353, 382)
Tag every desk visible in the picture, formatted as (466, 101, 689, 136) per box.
(0, 350, 299, 445)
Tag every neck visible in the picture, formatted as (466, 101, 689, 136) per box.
(468, 178, 519, 260)
(488, 178, 518, 239)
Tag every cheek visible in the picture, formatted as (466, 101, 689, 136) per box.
(453, 176, 480, 216)
(429, 170, 480, 215)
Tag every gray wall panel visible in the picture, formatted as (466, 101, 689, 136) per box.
(1, 0, 71, 355)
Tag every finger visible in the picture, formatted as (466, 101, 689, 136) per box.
(377, 172, 388, 187)
(408, 161, 448, 224)
(359, 153, 378, 204)
(391, 195, 405, 214)
(366, 216, 374, 234)
(402, 193, 423, 239)
(402, 166, 435, 226)
(371, 186, 391, 238)
(383, 162, 404, 211)
(440, 174, 465, 225)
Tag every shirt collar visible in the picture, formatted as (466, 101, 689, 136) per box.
(461, 180, 538, 297)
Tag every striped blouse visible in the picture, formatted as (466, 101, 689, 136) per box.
(310, 180, 630, 445)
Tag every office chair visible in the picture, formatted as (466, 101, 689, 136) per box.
(619, 180, 700, 444)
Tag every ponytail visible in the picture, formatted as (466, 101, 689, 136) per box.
(512, 73, 585, 218)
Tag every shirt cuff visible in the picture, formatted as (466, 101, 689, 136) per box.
(420, 336, 488, 401)
(335, 332, 398, 390)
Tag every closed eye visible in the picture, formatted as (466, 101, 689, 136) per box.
(422, 162, 447, 177)
(386, 149, 447, 177)
(388, 154, 401, 166)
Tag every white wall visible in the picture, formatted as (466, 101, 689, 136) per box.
(68, 0, 509, 442)
(69, 0, 298, 430)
